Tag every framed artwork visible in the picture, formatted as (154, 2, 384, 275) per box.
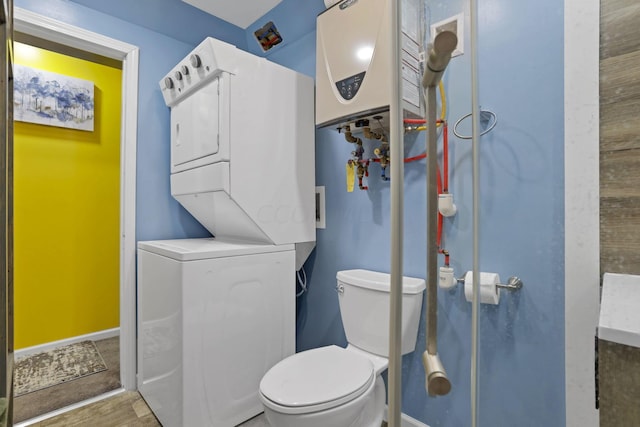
(14, 64, 95, 131)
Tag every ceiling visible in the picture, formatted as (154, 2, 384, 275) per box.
(182, 0, 283, 29)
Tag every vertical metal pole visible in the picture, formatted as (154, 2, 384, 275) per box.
(426, 86, 438, 356)
(469, 0, 481, 425)
(388, 0, 404, 424)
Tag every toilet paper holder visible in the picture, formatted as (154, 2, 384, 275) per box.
(497, 276, 524, 291)
(457, 275, 524, 291)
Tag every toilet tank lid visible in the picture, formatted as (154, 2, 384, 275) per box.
(336, 269, 425, 294)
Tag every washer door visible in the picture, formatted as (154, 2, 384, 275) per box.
(259, 345, 374, 414)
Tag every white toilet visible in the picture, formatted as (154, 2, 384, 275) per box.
(259, 269, 426, 427)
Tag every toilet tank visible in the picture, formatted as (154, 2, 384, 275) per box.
(336, 269, 425, 357)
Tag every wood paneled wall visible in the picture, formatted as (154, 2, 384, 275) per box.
(600, 0, 640, 275)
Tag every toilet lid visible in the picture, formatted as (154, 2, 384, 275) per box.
(260, 345, 374, 412)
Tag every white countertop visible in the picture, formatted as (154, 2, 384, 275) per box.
(598, 272, 640, 348)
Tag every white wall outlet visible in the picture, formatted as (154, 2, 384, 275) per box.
(315, 186, 326, 229)
(431, 13, 464, 57)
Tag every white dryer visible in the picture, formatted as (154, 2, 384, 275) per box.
(137, 238, 295, 427)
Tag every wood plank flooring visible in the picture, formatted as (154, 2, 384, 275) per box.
(15, 337, 121, 423)
(26, 391, 271, 427)
(24, 389, 390, 426)
(28, 391, 160, 427)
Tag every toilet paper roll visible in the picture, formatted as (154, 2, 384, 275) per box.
(464, 271, 500, 305)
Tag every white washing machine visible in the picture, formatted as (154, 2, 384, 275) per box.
(137, 238, 295, 427)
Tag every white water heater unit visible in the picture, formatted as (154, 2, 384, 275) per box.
(316, 0, 423, 130)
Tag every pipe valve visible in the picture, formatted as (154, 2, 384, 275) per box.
(438, 193, 457, 217)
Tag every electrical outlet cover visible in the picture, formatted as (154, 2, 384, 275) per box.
(430, 13, 464, 57)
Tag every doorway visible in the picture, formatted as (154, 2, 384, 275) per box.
(10, 7, 139, 421)
(12, 37, 122, 421)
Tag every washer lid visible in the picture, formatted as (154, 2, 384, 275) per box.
(137, 238, 293, 261)
(260, 345, 374, 409)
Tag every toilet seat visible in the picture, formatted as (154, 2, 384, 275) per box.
(259, 345, 374, 415)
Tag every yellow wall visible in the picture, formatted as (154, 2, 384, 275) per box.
(14, 43, 122, 349)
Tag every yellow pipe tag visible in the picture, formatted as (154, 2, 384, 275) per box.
(346, 161, 355, 192)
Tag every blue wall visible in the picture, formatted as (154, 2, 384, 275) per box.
(16, 0, 246, 242)
(63, 0, 247, 49)
(16, 0, 565, 425)
(249, 0, 565, 426)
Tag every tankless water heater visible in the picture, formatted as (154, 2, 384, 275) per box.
(316, 0, 422, 130)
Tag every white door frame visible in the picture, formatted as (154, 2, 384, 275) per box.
(14, 8, 139, 390)
(564, 0, 600, 426)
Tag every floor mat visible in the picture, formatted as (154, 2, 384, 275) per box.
(14, 340, 108, 396)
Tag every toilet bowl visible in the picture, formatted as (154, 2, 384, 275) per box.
(260, 345, 386, 427)
(259, 269, 425, 427)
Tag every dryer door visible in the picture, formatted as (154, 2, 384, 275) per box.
(170, 74, 228, 173)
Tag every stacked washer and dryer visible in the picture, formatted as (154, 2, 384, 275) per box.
(137, 38, 315, 427)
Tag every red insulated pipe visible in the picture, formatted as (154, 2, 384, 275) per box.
(443, 123, 449, 193)
(371, 153, 426, 163)
(403, 153, 426, 163)
(402, 119, 444, 125)
(404, 118, 426, 124)
(369, 127, 449, 252)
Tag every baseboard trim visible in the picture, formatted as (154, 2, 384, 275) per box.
(15, 328, 120, 359)
(384, 407, 430, 427)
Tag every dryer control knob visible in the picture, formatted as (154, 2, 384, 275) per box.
(164, 77, 174, 89)
(190, 54, 202, 68)
(181, 65, 189, 75)
(174, 71, 183, 81)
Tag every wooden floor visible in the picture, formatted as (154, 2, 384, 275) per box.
(23, 391, 393, 426)
(15, 337, 121, 423)
(26, 391, 271, 427)
(20, 391, 387, 427)
(28, 392, 160, 427)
